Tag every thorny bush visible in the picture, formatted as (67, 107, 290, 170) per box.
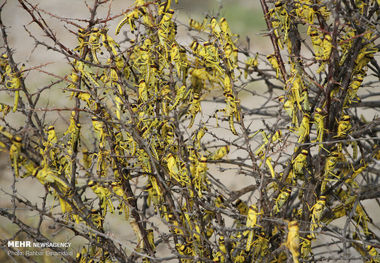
(0, 0, 380, 262)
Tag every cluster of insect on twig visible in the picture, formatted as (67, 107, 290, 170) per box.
(0, 0, 380, 262)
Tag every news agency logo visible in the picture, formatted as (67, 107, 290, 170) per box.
(7, 240, 73, 257)
(7, 240, 71, 248)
